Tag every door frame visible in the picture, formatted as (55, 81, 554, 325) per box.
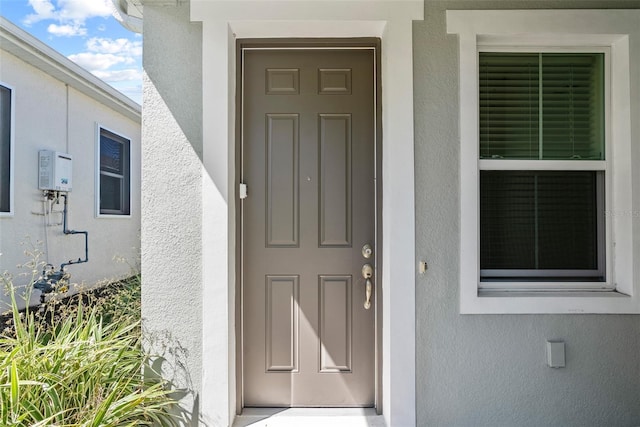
(192, 4, 421, 424)
(235, 39, 383, 412)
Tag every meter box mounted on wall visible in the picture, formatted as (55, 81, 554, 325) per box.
(39, 150, 72, 192)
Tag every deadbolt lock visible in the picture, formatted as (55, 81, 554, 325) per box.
(362, 244, 373, 259)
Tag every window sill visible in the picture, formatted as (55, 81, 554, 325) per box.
(478, 290, 627, 298)
(96, 213, 132, 219)
(462, 289, 639, 314)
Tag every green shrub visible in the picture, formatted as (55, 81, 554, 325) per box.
(0, 273, 182, 426)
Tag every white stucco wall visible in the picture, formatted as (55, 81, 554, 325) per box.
(0, 47, 141, 308)
(140, 3, 204, 423)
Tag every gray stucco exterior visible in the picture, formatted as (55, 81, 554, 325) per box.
(136, 0, 640, 425)
(415, 2, 640, 425)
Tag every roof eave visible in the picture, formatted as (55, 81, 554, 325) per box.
(0, 17, 140, 123)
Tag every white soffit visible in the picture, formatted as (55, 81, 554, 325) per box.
(191, 0, 423, 24)
(111, 0, 143, 34)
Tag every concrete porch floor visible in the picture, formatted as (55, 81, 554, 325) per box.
(232, 408, 387, 427)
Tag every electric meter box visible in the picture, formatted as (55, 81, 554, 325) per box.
(39, 150, 72, 192)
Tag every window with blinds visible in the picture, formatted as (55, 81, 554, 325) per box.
(0, 85, 11, 213)
(99, 128, 130, 215)
(478, 52, 606, 282)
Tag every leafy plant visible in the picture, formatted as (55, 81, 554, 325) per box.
(0, 271, 183, 426)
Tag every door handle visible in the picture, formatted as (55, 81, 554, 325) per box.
(362, 264, 373, 310)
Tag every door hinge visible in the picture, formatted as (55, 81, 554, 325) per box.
(239, 183, 248, 199)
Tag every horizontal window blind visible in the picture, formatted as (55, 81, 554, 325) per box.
(479, 53, 604, 160)
(100, 131, 125, 174)
(100, 174, 123, 212)
(0, 85, 10, 213)
(480, 171, 604, 280)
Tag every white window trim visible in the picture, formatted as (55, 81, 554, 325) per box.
(447, 9, 639, 314)
(95, 123, 132, 218)
(0, 81, 15, 217)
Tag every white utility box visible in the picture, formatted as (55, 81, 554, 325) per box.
(39, 150, 72, 192)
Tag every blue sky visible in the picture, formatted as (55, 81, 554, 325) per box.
(0, 0, 142, 104)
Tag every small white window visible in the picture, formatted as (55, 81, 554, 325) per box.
(97, 126, 131, 216)
(0, 83, 14, 215)
(448, 9, 639, 314)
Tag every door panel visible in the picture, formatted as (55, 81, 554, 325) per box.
(319, 114, 352, 247)
(265, 114, 299, 247)
(242, 48, 375, 407)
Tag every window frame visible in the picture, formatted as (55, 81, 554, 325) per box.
(0, 82, 15, 217)
(477, 46, 611, 290)
(96, 124, 131, 217)
(447, 9, 638, 314)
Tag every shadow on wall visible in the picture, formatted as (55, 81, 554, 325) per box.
(144, 328, 203, 426)
(143, 4, 203, 162)
(140, 3, 207, 421)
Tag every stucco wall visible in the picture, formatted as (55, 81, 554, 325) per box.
(139, 0, 640, 425)
(414, 1, 640, 426)
(141, 3, 203, 424)
(0, 50, 140, 308)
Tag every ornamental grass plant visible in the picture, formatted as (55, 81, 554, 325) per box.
(0, 254, 182, 426)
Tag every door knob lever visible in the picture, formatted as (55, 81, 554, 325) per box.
(362, 264, 373, 310)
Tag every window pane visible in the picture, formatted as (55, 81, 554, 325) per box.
(100, 174, 122, 212)
(480, 171, 603, 278)
(100, 134, 123, 174)
(479, 53, 540, 159)
(480, 171, 536, 268)
(542, 54, 604, 159)
(0, 85, 10, 213)
(479, 52, 604, 160)
(536, 172, 600, 268)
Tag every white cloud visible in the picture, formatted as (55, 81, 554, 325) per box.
(24, 0, 56, 25)
(91, 69, 143, 83)
(67, 53, 133, 71)
(87, 38, 142, 57)
(24, 0, 113, 37)
(21, 0, 142, 103)
(114, 84, 142, 104)
(55, 0, 113, 22)
(47, 23, 86, 37)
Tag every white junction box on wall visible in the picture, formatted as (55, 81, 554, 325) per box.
(39, 150, 72, 192)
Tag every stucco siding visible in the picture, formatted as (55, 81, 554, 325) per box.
(414, 1, 640, 426)
(137, 0, 640, 425)
(0, 48, 141, 308)
(141, 3, 204, 422)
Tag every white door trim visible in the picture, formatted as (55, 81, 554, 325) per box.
(192, 2, 422, 426)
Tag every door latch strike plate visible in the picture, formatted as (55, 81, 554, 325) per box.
(239, 183, 248, 199)
(419, 261, 428, 274)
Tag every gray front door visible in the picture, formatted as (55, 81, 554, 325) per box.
(241, 47, 376, 407)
